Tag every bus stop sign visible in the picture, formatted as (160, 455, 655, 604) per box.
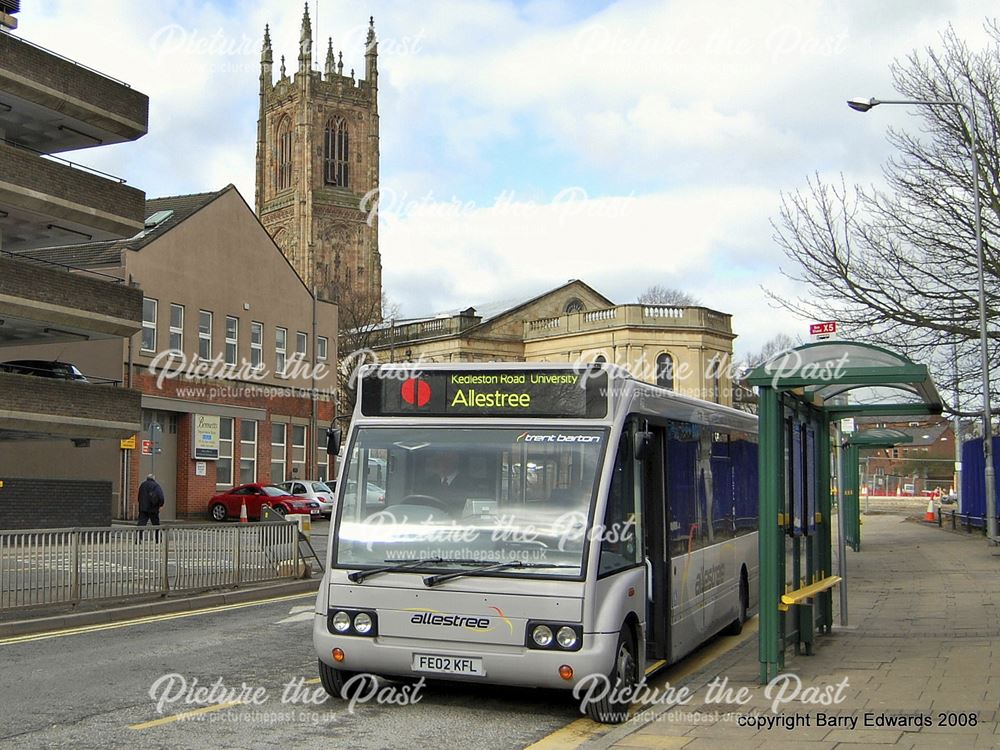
(810, 321, 837, 340)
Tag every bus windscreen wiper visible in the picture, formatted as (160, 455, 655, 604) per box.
(422, 561, 577, 587)
(347, 557, 483, 584)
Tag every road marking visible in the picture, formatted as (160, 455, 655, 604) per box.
(524, 718, 607, 749)
(524, 618, 758, 750)
(644, 659, 667, 675)
(276, 604, 317, 624)
(0, 592, 315, 646)
(129, 700, 243, 729)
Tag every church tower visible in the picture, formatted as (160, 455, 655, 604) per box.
(255, 5, 381, 311)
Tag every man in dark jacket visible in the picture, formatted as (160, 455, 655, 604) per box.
(137, 474, 165, 541)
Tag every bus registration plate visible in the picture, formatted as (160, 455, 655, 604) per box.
(412, 653, 485, 676)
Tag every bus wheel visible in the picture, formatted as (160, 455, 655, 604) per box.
(318, 659, 375, 700)
(724, 570, 748, 636)
(585, 627, 638, 724)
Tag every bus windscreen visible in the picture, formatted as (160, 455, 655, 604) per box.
(360, 368, 608, 419)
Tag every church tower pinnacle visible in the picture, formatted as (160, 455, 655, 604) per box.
(254, 11, 382, 312)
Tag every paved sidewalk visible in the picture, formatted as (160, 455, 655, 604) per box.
(585, 514, 1000, 749)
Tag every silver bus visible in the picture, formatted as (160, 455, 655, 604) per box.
(314, 363, 758, 722)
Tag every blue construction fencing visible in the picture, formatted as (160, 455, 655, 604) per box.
(960, 436, 1000, 525)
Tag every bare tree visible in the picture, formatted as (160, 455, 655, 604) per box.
(767, 22, 1000, 414)
(740, 333, 802, 371)
(731, 333, 802, 414)
(637, 284, 700, 306)
(335, 290, 399, 420)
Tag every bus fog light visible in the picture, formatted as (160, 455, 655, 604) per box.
(556, 626, 578, 649)
(559, 665, 574, 680)
(332, 648, 345, 662)
(354, 612, 373, 635)
(332, 611, 351, 633)
(532, 624, 553, 647)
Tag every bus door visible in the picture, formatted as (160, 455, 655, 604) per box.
(641, 424, 670, 661)
(666, 419, 704, 660)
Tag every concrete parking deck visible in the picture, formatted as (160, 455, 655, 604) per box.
(583, 514, 1000, 749)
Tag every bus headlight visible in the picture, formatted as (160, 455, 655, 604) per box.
(556, 626, 578, 649)
(332, 611, 351, 633)
(328, 608, 378, 636)
(525, 621, 583, 651)
(532, 624, 553, 647)
(354, 612, 373, 635)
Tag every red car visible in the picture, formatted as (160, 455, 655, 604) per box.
(209, 483, 321, 521)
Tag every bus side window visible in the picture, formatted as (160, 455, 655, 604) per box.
(599, 434, 640, 575)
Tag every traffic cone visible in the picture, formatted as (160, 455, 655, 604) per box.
(240, 499, 248, 523)
(924, 499, 935, 522)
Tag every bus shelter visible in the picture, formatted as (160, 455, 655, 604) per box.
(746, 342, 943, 683)
(843, 429, 914, 551)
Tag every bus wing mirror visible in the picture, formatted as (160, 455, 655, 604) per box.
(634, 430, 653, 461)
(326, 426, 342, 456)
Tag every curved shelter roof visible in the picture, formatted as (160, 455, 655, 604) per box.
(745, 341, 944, 417)
(845, 428, 915, 448)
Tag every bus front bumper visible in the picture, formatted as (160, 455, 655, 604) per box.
(314, 615, 619, 691)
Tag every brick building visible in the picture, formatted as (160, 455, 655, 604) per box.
(857, 417, 957, 496)
(3, 186, 338, 520)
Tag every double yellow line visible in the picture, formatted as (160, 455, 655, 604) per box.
(0, 592, 315, 646)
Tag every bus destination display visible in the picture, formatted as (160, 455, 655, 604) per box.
(360, 369, 609, 418)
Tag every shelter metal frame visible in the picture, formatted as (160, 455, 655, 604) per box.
(747, 342, 943, 683)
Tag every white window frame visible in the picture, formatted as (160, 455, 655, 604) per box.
(316, 446, 330, 482)
(169, 303, 184, 352)
(239, 419, 257, 484)
(317, 336, 328, 361)
(142, 298, 157, 352)
(216, 417, 233, 487)
(225, 316, 239, 367)
(250, 321, 264, 370)
(291, 424, 306, 479)
(276, 327, 287, 376)
(271, 422, 287, 483)
(296, 331, 308, 360)
(199, 310, 213, 360)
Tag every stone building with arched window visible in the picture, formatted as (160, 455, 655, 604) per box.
(358, 280, 737, 406)
(255, 7, 381, 310)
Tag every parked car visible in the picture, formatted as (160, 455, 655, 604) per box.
(0, 359, 87, 381)
(345, 479, 386, 511)
(274, 480, 336, 517)
(209, 483, 320, 521)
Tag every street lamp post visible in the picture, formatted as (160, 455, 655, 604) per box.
(847, 94, 996, 542)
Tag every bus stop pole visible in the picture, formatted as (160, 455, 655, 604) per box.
(834, 422, 848, 626)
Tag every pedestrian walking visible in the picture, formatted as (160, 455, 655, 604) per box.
(137, 473, 165, 541)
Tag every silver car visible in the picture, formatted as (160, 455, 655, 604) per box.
(275, 480, 336, 517)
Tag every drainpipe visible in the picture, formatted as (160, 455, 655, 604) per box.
(310, 286, 318, 478)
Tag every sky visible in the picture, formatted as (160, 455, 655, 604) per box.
(14, 0, 1000, 357)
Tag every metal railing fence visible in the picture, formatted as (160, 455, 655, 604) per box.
(0, 522, 301, 611)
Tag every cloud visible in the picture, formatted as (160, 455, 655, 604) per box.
(378, 183, 792, 348)
(13, 0, 999, 362)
